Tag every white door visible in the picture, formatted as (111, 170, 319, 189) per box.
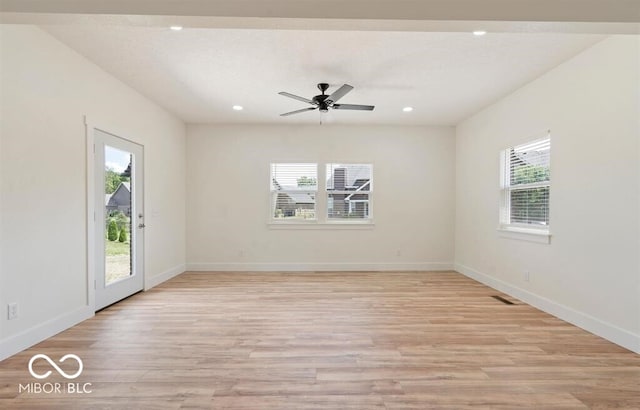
(94, 129, 144, 310)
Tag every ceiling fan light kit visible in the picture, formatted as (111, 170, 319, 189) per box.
(278, 83, 375, 117)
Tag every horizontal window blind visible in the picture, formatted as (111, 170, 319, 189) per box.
(326, 163, 373, 220)
(509, 138, 551, 186)
(504, 137, 551, 227)
(510, 187, 549, 225)
(271, 163, 317, 221)
(271, 163, 318, 191)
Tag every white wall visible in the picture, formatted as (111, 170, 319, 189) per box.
(455, 36, 640, 352)
(0, 25, 187, 359)
(2, 24, 636, 360)
(187, 124, 455, 271)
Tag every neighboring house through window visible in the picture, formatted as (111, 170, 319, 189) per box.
(271, 163, 317, 221)
(105, 181, 131, 217)
(326, 163, 372, 221)
(500, 136, 551, 232)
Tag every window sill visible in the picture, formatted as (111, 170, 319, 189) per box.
(268, 221, 375, 230)
(497, 226, 551, 244)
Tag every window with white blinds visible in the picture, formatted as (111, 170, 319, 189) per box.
(270, 163, 317, 221)
(326, 163, 373, 221)
(501, 136, 551, 230)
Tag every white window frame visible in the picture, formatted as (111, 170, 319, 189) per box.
(270, 163, 318, 223)
(326, 163, 373, 224)
(499, 135, 551, 243)
(269, 162, 374, 227)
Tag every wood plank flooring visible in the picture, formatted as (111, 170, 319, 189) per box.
(1, 271, 639, 409)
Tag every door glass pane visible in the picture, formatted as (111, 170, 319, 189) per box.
(104, 145, 132, 285)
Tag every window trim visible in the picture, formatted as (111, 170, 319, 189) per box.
(326, 163, 374, 223)
(269, 163, 318, 223)
(268, 222, 375, 230)
(499, 134, 551, 239)
(497, 226, 551, 244)
(269, 162, 374, 226)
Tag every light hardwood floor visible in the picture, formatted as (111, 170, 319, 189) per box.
(1, 271, 639, 409)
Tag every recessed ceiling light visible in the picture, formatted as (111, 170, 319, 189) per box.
(473, 30, 487, 36)
(170, 26, 183, 31)
(233, 105, 244, 111)
(402, 107, 414, 112)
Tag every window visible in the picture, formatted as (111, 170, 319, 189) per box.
(500, 136, 550, 232)
(271, 163, 317, 221)
(326, 163, 373, 221)
(270, 162, 374, 225)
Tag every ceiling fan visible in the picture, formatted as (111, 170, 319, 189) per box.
(278, 83, 375, 117)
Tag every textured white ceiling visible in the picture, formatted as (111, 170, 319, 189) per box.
(42, 25, 604, 125)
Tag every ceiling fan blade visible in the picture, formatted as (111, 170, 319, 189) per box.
(326, 84, 354, 103)
(278, 92, 315, 105)
(332, 104, 375, 111)
(280, 107, 317, 117)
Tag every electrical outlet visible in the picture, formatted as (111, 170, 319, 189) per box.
(524, 271, 530, 282)
(7, 303, 18, 320)
(396, 250, 402, 257)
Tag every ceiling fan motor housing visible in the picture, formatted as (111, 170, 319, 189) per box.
(312, 93, 330, 112)
(315, 83, 331, 111)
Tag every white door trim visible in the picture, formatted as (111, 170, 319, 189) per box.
(85, 116, 145, 311)
(85, 116, 96, 311)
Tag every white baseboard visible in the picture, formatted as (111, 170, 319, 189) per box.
(454, 263, 640, 354)
(0, 306, 93, 362)
(187, 262, 453, 272)
(145, 264, 186, 290)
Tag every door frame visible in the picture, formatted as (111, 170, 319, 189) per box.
(85, 116, 146, 311)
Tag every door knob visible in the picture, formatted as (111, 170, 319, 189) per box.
(138, 223, 146, 228)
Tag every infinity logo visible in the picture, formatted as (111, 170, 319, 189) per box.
(28, 354, 83, 380)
